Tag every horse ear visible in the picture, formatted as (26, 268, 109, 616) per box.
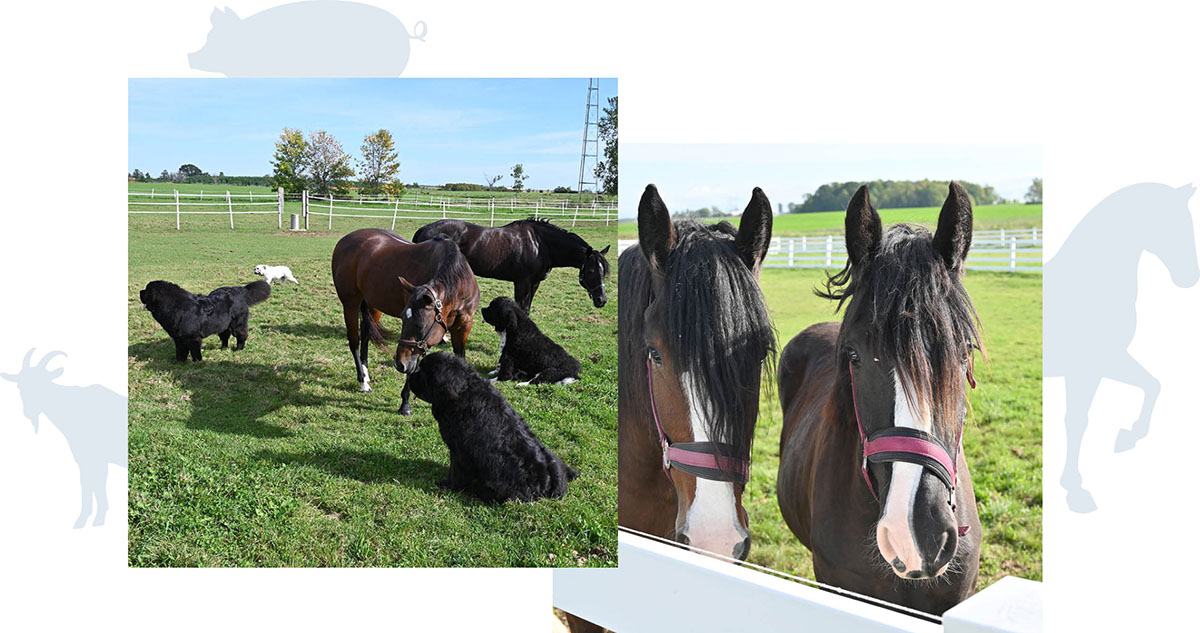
(933, 181, 974, 274)
(599, 244, 610, 256)
(735, 187, 773, 273)
(845, 185, 882, 266)
(638, 184, 675, 272)
(397, 276, 416, 291)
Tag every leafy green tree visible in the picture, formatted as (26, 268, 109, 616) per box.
(179, 164, 203, 178)
(270, 128, 309, 193)
(357, 129, 401, 196)
(595, 96, 618, 195)
(1025, 178, 1043, 204)
(511, 163, 527, 192)
(306, 130, 355, 196)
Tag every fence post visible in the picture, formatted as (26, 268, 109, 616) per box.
(1010, 236, 1017, 270)
(227, 191, 234, 229)
(826, 235, 833, 267)
(801, 236, 807, 253)
(1032, 227, 1038, 241)
(174, 189, 180, 230)
(535, 200, 540, 220)
(1000, 228, 1005, 244)
(490, 200, 495, 227)
(788, 240, 795, 266)
(151, 188, 154, 199)
(277, 187, 283, 229)
(329, 194, 334, 230)
(303, 190, 309, 230)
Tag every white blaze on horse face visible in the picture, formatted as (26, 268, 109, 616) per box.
(876, 372, 930, 578)
(677, 371, 749, 557)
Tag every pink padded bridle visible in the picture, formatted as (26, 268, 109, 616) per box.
(647, 356, 750, 485)
(848, 361, 971, 536)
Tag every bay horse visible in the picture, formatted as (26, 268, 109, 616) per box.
(412, 218, 611, 312)
(776, 183, 983, 615)
(619, 184, 775, 561)
(1046, 183, 1199, 512)
(332, 228, 479, 415)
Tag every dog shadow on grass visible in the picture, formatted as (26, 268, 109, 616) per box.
(129, 341, 397, 439)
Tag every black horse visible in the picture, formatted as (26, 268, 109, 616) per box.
(412, 218, 610, 312)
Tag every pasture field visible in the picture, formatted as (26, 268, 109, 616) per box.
(129, 181, 616, 205)
(616, 203, 1043, 239)
(128, 214, 617, 567)
(744, 268, 1042, 589)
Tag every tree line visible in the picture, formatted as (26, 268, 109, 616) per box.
(788, 179, 1010, 214)
(129, 97, 619, 197)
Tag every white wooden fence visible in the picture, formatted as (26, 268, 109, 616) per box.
(554, 529, 1042, 633)
(617, 228, 1043, 272)
(128, 189, 617, 230)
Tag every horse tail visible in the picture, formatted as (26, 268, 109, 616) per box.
(360, 300, 391, 347)
(243, 280, 271, 305)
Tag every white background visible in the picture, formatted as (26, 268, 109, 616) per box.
(2, 0, 1196, 629)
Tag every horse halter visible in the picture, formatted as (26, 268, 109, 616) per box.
(646, 356, 750, 485)
(848, 361, 972, 536)
(396, 293, 447, 358)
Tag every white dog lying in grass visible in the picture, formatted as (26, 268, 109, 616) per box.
(253, 264, 299, 285)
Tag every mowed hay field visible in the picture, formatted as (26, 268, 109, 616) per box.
(128, 213, 617, 567)
(617, 204, 1042, 239)
(744, 268, 1042, 588)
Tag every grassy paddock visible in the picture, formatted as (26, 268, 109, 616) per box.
(130, 181, 617, 204)
(128, 217, 617, 567)
(617, 204, 1042, 239)
(745, 268, 1042, 588)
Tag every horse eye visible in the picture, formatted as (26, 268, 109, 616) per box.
(648, 347, 664, 367)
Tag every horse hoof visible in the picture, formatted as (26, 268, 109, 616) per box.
(73, 518, 87, 529)
(1066, 488, 1097, 513)
(359, 384, 372, 393)
(1114, 428, 1140, 453)
(398, 405, 412, 416)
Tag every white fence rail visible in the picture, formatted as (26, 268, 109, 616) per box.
(553, 530, 1041, 633)
(617, 229, 1043, 272)
(128, 189, 617, 230)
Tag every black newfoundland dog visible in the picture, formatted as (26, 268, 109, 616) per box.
(480, 296, 581, 385)
(409, 352, 578, 502)
(139, 280, 271, 362)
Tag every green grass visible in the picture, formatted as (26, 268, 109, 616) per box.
(617, 204, 1042, 239)
(743, 268, 1042, 588)
(128, 216, 617, 567)
(129, 181, 617, 205)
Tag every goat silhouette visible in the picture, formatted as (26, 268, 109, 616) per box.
(2, 349, 126, 528)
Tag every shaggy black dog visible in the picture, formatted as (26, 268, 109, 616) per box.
(480, 296, 581, 385)
(139, 280, 271, 362)
(409, 352, 578, 502)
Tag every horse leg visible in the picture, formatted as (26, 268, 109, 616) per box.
(359, 302, 383, 393)
(343, 301, 369, 392)
(1110, 353, 1161, 452)
(514, 278, 533, 313)
(1062, 373, 1100, 513)
(525, 279, 543, 313)
(450, 313, 473, 358)
(92, 464, 109, 527)
(398, 375, 413, 416)
(73, 465, 94, 529)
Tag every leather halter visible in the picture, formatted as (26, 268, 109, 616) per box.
(396, 292, 448, 358)
(647, 356, 750, 485)
(848, 361, 971, 537)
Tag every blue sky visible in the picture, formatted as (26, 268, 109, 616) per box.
(129, 79, 616, 190)
(619, 144, 1041, 218)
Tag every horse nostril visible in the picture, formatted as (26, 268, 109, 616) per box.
(732, 535, 751, 561)
(675, 533, 690, 547)
(891, 557, 906, 573)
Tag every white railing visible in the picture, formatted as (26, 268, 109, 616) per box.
(128, 188, 286, 230)
(553, 530, 1042, 633)
(617, 230, 1043, 272)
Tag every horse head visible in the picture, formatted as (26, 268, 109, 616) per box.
(1145, 183, 1199, 288)
(636, 184, 775, 560)
(579, 245, 611, 308)
(1, 348, 68, 433)
(394, 277, 448, 374)
(830, 183, 981, 580)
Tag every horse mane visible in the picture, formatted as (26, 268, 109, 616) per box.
(622, 220, 776, 462)
(425, 236, 475, 297)
(818, 224, 982, 435)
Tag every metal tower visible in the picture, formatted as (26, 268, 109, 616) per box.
(577, 78, 601, 202)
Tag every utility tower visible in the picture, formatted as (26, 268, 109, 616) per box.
(576, 78, 601, 202)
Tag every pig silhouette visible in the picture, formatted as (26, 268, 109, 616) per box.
(189, 1, 426, 77)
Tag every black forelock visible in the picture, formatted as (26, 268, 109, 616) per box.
(821, 224, 982, 436)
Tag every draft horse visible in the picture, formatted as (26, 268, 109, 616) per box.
(412, 218, 610, 312)
(332, 228, 479, 415)
(776, 183, 983, 615)
(618, 184, 775, 561)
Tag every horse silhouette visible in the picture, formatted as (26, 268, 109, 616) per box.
(1046, 183, 1199, 513)
(2, 349, 127, 528)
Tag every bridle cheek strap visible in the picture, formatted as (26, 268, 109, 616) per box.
(647, 356, 750, 485)
(849, 362, 971, 537)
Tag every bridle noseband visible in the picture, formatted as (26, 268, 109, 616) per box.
(396, 294, 448, 359)
(647, 356, 750, 485)
(848, 361, 972, 537)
